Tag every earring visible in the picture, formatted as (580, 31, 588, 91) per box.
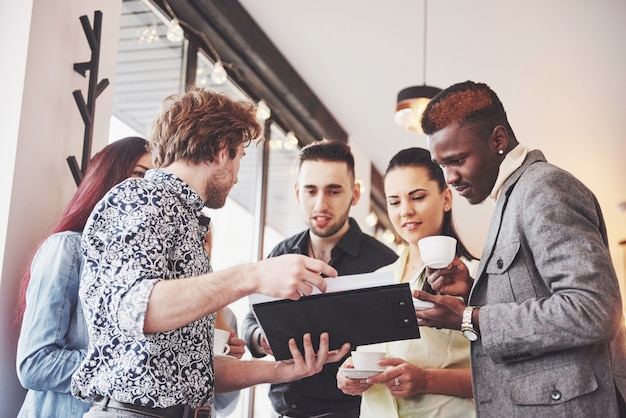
(498, 149, 504, 155)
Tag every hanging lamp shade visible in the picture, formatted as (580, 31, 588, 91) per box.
(394, 85, 442, 134)
(394, 0, 441, 135)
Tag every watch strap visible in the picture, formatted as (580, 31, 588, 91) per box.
(461, 306, 480, 341)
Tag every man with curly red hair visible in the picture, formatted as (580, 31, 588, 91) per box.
(71, 87, 350, 418)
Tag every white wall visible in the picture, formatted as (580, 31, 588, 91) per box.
(0, 0, 34, 412)
(0, 1, 122, 415)
(0, 0, 33, 287)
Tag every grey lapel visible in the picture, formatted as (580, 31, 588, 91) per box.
(469, 150, 547, 300)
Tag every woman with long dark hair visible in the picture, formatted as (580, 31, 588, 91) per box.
(338, 147, 478, 417)
(16, 137, 153, 418)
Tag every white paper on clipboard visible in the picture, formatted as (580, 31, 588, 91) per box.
(247, 270, 394, 305)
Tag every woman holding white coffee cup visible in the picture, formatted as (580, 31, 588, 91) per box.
(337, 148, 478, 417)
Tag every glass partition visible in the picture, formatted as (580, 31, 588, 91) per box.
(112, 0, 185, 137)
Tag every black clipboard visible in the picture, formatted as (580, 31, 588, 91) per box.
(251, 283, 420, 360)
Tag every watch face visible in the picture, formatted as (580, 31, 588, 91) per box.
(462, 329, 479, 341)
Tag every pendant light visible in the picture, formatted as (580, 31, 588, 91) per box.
(394, 0, 442, 134)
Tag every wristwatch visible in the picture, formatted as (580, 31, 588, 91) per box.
(461, 306, 480, 341)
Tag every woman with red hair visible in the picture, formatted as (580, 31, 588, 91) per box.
(16, 137, 153, 418)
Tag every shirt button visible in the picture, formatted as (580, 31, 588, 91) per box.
(550, 390, 562, 401)
(497, 259, 503, 269)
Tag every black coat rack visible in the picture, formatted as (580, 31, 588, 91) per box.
(68, 10, 109, 186)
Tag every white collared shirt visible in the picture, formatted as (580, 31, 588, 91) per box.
(489, 143, 529, 202)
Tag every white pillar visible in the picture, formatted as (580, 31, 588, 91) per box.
(0, 1, 121, 415)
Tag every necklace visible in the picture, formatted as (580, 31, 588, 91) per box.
(407, 255, 424, 271)
(409, 261, 424, 271)
(401, 256, 424, 284)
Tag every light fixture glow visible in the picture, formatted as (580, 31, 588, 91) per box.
(139, 24, 160, 44)
(395, 243, 407, 255)
(256, 100, 271, 121)
(166, 19, 184, 42)
(382, 229, 396, 244)
(284, 131, 299, 150)
(269, 138, 284, 149)
(365, 212, 378, 227)
(394, 0, 441, 135)
(211, 61, 227, 85)
(394, 86, 442, 134)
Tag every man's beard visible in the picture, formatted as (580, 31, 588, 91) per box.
(204, 167, 232, 209)
(204, 186, 229, 209)
(308, 206, 350, 238)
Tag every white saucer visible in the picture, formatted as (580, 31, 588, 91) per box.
(215, 354, 236, 359)
(339, 367, 385, 379)
(412, 298, 435, 310)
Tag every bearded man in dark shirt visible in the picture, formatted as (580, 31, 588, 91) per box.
(243, 140, 398, 418)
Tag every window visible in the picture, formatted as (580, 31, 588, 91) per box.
(110, 2, 307, 416)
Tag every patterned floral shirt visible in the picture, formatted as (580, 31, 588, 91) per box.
(71, 169, 215, 410)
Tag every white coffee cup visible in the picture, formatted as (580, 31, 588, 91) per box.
(351, 351, 386, 370)
(214, 328, 231, 356)
(418, 235, 457, 269)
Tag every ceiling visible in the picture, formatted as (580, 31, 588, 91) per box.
(236, 0, 626, 277)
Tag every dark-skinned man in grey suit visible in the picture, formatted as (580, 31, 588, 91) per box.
(412, 81, 626, 417)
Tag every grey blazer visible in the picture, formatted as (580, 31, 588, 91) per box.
(469, 150, 626, 417)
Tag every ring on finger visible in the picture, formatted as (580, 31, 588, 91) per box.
(394, 377, 400, 386)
